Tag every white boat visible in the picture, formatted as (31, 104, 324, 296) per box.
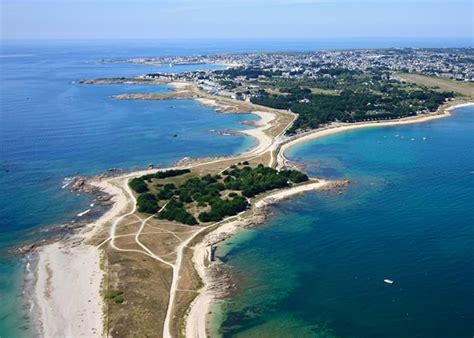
(384, 279, 394, 284)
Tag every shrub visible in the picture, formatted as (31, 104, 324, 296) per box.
(137, 193, 159, 214)
(154, 169, 191, 179)
(198, 196, 249, 222)
(158, 199, 198, 225)
(113, 294, 124, 304)
(279, 170, 309, 183)
(178, 190, 193, 203)
(129, 178, 148, 193)
(105, 289, 124, 304)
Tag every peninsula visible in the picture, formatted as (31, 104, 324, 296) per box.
(32, 48, 473, 338)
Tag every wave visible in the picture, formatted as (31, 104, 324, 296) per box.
(0, 54, 34, 58)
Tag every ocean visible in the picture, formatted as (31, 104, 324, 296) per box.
(215, 106, 474, 338)
(0, 39, 472, 337)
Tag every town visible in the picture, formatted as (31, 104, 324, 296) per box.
(125, 48, 473, 83)
(117, 48, 473, 134)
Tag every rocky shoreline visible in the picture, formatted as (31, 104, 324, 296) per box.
(12, 167, 140, 256)
(185, 179, 350, 337)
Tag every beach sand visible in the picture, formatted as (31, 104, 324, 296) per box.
(241, 111, 275, 156)
(277, 102, 473, 168)
(169, 81, 190, 90)
(33, 169, 158, 337)
(34, 242, 103, 337)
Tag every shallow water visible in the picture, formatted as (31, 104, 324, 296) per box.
(217, 107, 474, 338)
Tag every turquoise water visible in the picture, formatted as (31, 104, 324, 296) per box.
(217, 107, 474, 337)
(0, 43, 255, 336)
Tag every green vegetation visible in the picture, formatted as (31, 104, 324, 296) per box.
(224, 165, 292, 197)
(158, 199, 198, 225)
(105, 289, 125, 304)
(129, 177, 149, 193)
(132, 164, 309, 225)
(129, 169, 190, 193)
(198, 195, 248, 222)
(252, 82, 453, 134)
(280, 169, 309, 183)
(211, 65, 455, 134)
(137, 193, 159, 214)
(154, 169, 191, 179)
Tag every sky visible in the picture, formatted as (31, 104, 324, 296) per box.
(0, 0, 473, 40)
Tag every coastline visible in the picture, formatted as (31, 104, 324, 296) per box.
(30, 86, 472, 338)
(183, 100, 474, 338)
(185, 179, 339, 338)
(277, 101, 474, 168)
(29, 103, 279, 337)
(32, 170, 156, 337)
(34, 242, 104, 337)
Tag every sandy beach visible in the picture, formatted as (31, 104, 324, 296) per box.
(241, 111, 276, 156)
(169, 81, 191, 90)
(195, 97, 244, 113)
(34, 242, 103, 337)
(277, 102, 474, 168)
(33, 169, 159, 338)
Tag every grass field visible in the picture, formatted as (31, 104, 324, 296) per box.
(395, 73, 474, 98)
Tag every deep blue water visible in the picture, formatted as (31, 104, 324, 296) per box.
(3, 37, 472, 58)
(217, 107, 474, 338)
